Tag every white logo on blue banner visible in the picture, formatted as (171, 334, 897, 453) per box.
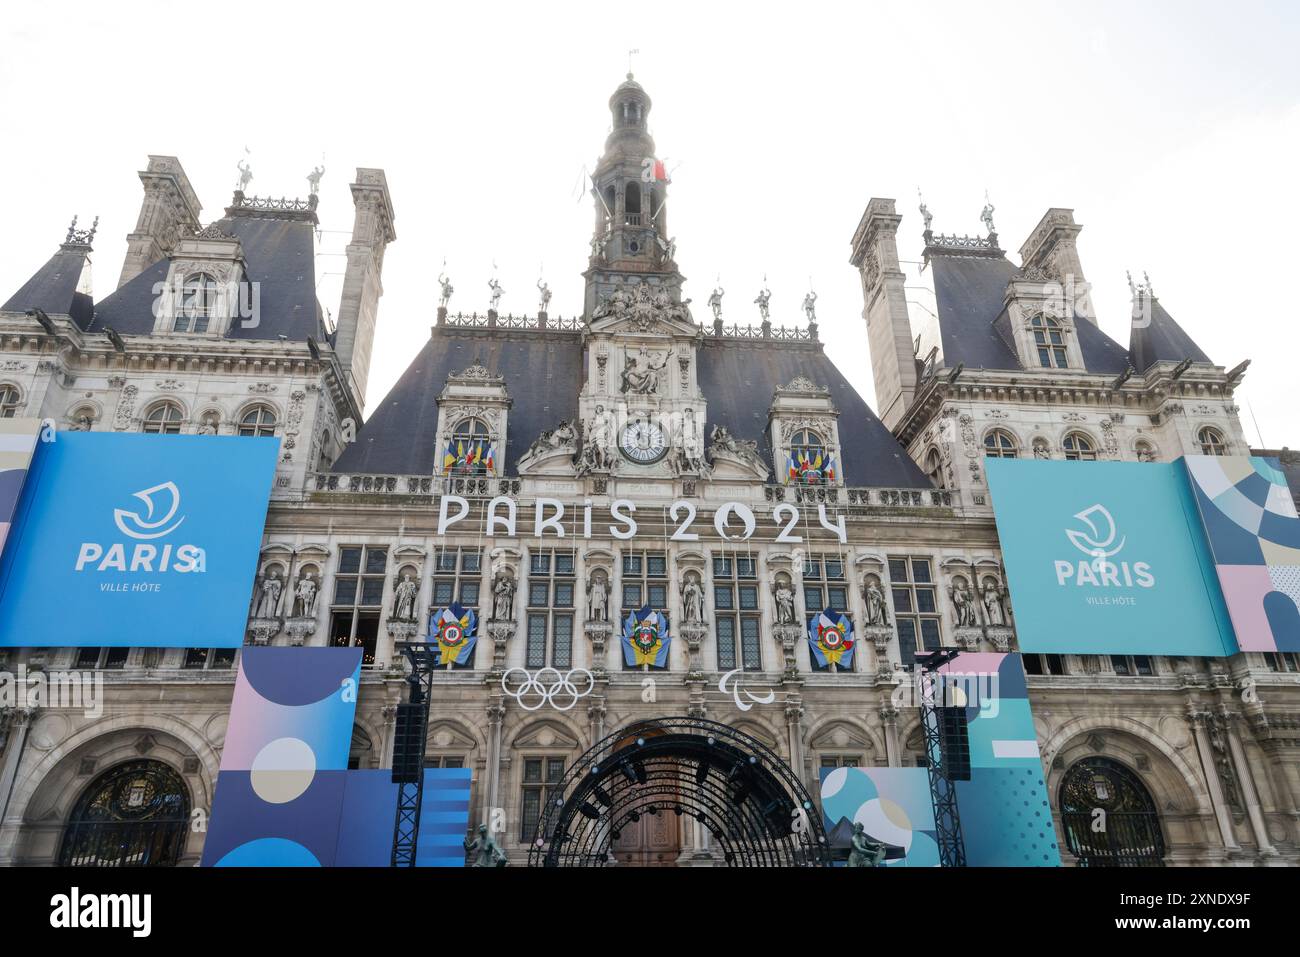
(985, 458, 1235, 657)
(0, 433, 279, 648)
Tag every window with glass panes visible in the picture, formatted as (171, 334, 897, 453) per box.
(431, 546, 481, 609)
(889, 556, 941, 667)
(182, 647, 237, 670)
(713, 554, 761, 671)
(329, 546, 387, 666)
(525, 550, 575, 668)
(1110, 655, 1152, 676)
(1023, 653, 1066, 676)
(520, 757, 565, 841)
(621, 550, 668, 612)
(819, 755, 861, 770)
(74, 648, 129, 670)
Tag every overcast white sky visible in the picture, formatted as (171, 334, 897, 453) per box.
(2, 1, 1296, 447)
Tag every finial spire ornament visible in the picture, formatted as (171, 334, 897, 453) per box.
(1143, 271, 1155, 298)
(627, 48, 640, 76)
(438, 258, 454, 310)
(63, 215, 99, 247)
(918, 187, 933, 233)
(1127, 270, 1137, 298)
(754, 276, 772, 323)
(980, 190, 996, 236)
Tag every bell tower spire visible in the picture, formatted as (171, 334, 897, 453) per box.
(583, 73, 682, 318)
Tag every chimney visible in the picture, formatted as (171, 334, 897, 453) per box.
(117, 156, 202, 289)
(334, 168, 396, 413)
(1019, 209, 1094, 324)
(850, 198, 917, 430)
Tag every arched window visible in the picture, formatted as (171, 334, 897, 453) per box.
(1062, 432, 1097, 461)
(1059, 756, 1165, 867)
(141, 402, 183, 434)
(176, 273, 220, 334)
(788, 428, 833, 485)
(924, 447, 944, 488)
(1198, 426, 1227, 456)
(1030, 314, 1069, 369)
(58, 759, 191, 867)
(0, 384, 22, 418)
(983, 429, 1018, 458)
(238, 406, 277, 437)
(1134, 440, 1157, 462)
(445, 418, 493, 475)
(625, 182, 642, 225)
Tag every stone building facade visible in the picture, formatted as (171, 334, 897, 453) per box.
(0, 75, 1295, 867)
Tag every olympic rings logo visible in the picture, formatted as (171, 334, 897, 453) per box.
(500, 668, 595, 712)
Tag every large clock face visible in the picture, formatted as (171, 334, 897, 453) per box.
(620, 421, 668, 464)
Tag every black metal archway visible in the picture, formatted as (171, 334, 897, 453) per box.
(1058, 756, 1166, 867)
(526, 717, 832, 867)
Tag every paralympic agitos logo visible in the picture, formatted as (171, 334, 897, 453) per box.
(74, 482, 206, 574)
(1053, 504, 1154, 588)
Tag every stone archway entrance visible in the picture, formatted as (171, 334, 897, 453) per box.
(1059, 756, 1166, 867)
(58, 759, 191, 867)
(527, 717, 831, 867)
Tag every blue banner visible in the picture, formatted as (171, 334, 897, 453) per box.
(985, 458, 1236, 657)
(0, 432, 278, 647)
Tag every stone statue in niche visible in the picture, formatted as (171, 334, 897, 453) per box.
(981, 578, 1005, 626)
(294, 572, 319, 618)
(951, 576, 978, 627)
(492, 572, 516, 621)
(682, 573, 704, 624)
(588, 573, 608, 621)
(392, 573, 419, 621)
(864, 577, 889, 626)
(774, 580, 796, 625)
(577, 405, 616, 474)
(254, 568, 283, 618)
(620, 348, 671, 395)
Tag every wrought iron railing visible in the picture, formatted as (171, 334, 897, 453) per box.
(764, 485, 955, 508)
(440, 312, 585, 332)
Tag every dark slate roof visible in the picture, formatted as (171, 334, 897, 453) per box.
(697, 339, 929, 487)
(1, 245, 94, 327)
(87, 215, 331, 343)
(335, 327, 930, 489)
(1252, 449, 1300, 511)
(930, 253, 1021, 370)
(333, 327, 585, 476)
(929, 249, 1133, 375)
(1128, 296, 1211, 372)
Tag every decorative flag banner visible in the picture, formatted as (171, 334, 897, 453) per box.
(0, 432, 279, 648)
(808, 608, 854, 668)
(622, 605, 671, 668)
(1185, 455, 1300, 652)
(787, 448, 835, 485)
(431, 602, 478, 666)
(0, 419, 41, 560)
(441, 438, 495, 476)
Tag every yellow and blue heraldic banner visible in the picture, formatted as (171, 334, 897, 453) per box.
(0, 432, 278, 647)
(622, 605, 671, 667)
(808, 608, 854, 668)
(430, 602, 478, 666)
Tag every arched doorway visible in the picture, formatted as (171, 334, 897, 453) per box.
(527, 717, 831, 867)
(58, 760, 191, 867)
(1059, 757, 1165, 867)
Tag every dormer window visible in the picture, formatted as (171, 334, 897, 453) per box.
(1198, 426, 1228, 456)
(142, 401, 183, 434)
(443, 417, 495, 476)
(787, 428, 835, 485)
(1031, 315, 1068, 368)
(175, 273, 220, 333)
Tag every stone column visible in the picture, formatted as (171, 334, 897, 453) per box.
(1187, 708, 1239, 850)
(483, 699, 506, 829)
(879, 704, 901, 767)
(0, 708, 38, 863)
(1220, 708, 1278, 857)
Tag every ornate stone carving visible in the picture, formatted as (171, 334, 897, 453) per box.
(113, 384, 138, 430)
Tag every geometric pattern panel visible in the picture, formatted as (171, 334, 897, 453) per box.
(1187, 454, 1300, 651)
(819, 766, 939, 867)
